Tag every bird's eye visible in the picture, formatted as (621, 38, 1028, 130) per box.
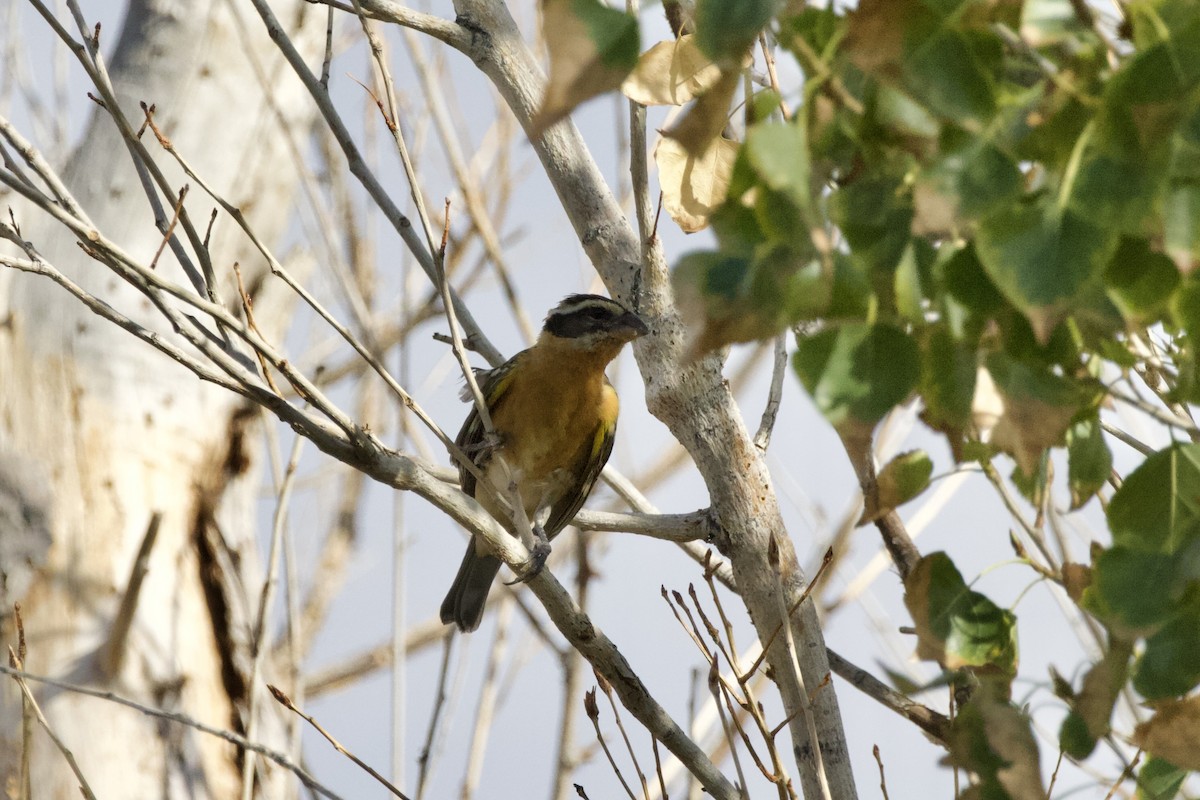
(586, 307, 606, 319)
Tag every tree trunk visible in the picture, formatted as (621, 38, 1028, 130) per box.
(0, 2, 321, 796)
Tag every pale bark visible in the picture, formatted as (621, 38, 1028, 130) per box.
(1, 0, 867, 797)
(421, 2, 858, 796)
(0, 1, 322, 797)
(280, 0, 858, 794)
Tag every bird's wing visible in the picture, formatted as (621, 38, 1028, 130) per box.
(544, 409, 617, 537)
(453, 354, 521, 497)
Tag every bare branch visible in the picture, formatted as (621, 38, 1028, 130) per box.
(269, 684, 412, 799)
(99, 512, 163, 680)
(0, 665, 345, 800)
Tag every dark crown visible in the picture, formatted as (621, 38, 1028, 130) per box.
(543, 294, 641, 338)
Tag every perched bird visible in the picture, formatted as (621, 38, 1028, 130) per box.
(440, 294, 649, 632)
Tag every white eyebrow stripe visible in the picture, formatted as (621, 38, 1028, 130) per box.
(549, 297, 622, 319)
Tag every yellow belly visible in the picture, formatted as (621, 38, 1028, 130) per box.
(478, 347, 618, 520)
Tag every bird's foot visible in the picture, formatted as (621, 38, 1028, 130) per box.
(506, 525, 551, 585)
(463, 430, 504, 458)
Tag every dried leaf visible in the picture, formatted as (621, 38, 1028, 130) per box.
(974, 356, 1093, 477)
(1060, 562, 1091, 604)
(661, 68, 740, 155)
(532, 0, 639, 135)
(654, 135, 738, 232)
(622, 34, 724, 106)
(1133, 695, 1200, 769)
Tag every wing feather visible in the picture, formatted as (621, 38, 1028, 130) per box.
(453, 354, 521, 497)
(544, 408, 617, 537)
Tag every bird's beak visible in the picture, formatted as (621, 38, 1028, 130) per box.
(619, 311, 650, 340)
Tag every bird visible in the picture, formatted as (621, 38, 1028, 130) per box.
(439, 293, 649, 632)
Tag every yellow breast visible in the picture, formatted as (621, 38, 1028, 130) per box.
(482, 343, 618, 517)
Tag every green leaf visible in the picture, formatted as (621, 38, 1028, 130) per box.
(905, 26, 1001, 125)
(695, 0, 782, 63)
(946, 683, 1045, 800)
(571, 0, 640, 68)
(954, 142, 1024, 219)
(897, 242, 921, 323)
(976, 198, 1119, 343)
(936, 244, 1005, 340)
(1067, 145, 1172, 233)
(1135, 602, 1200, 699)
(1105, 237, 1183, 324)
(1164, 182, 1200, 270)
(1170, 274, 1200, 336)
(744, 121, 810, 211)
(862, 449, 933, 523)
(1059, 712, 1095, 761)
(1066, 416, 1113, 509)
(828, 252, 872, 319)
(1107, 442, 1200, 553)
(919, 325, 977, 444)
(904, 552, 1019, 679)
(1137, 757, 1188, 800)
(830, 175, 914, 277)
(1085, 547, 1180, 632)
(793, 323, 920, 431)
(673, 251, 782, 355)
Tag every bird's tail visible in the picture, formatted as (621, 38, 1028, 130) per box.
(439, 542, 503, 632)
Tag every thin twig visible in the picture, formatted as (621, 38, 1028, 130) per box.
(744, 549, 833, 679)
(7, 646, 99, 800)
(872, 745, 889, 800)
(708, 658, 750, 800)
(1047, 748, 1065, 799)
(1101, 749, 1142, 800)
(414, 633, 455, 798)
(0, 664, 344, 799)
(148, 184, 188, 271)
(458, 602, 513, 800)
(754, 334, 787, 451)
(1099, 420, 1155, 456)
(270, 685, 412, 799)
(242, 432, 306, 800)
(99, 511, 162, 679)
(597, 673, 650, 800)
(585, 688, 640, 800)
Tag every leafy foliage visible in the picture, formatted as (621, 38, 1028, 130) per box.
(561, 0, 1200, 790)
(582, 0, 1200, 790)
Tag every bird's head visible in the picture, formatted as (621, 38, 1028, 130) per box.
(541, 294, 649, 350)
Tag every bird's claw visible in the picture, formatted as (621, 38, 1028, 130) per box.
(506, 528, 551, 585)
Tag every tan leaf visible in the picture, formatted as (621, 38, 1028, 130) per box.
(1072, 645, 1128, 744)
(912, 177, 960, 237)
(661, 68, 740, 155)
(654, 135, 739, 233)
(1133, 695, 1200, 769)
(531, 0, 638, 136)
(1060, 561, 1091, 604)
(993, 402, 1075, 478)
(975, 692, 1046, 800)
(973, 361, 1083, 476)
(622, 35, 725, 106)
